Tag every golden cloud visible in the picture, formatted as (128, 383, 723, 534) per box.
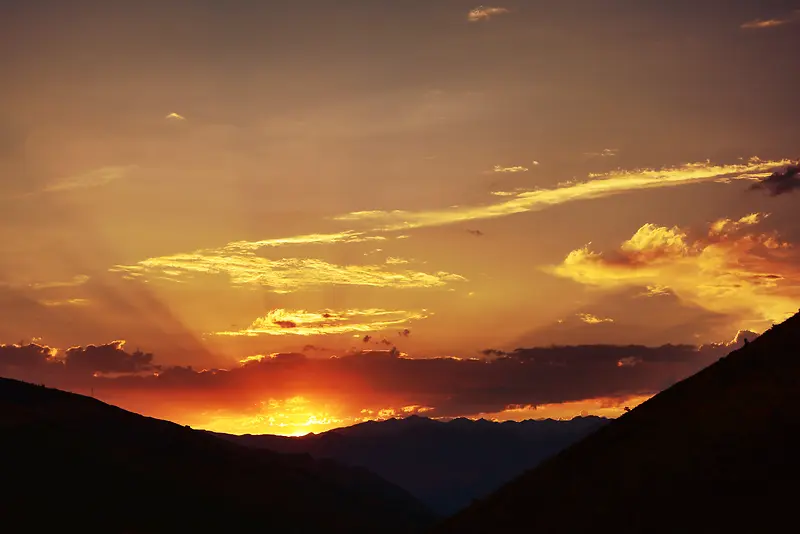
(578, 313, 614, 325)
(43, 166, 137, 193)
(741, 11, 800, 29)
(28, 275, 90, 291)
(549, 213, 800, 327)
(165, 112, 186, 121)
(113, 250, 464, 292)
(213, 308, 428, 337)
(468, 6, 510, 22)
(38, 298, 90, 307)
(335, 158, 792, 232)
(493, 165, 529, 173)
(222, 231, 384, 252)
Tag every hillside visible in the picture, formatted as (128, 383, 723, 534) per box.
(217, 414, 607, 515)
(432, 312, 800, 533)
(0, 377, 434, 534)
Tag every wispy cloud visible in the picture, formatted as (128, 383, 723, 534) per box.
(335, 158, 792, 232)
(492, 165, 529, 173)
(741, 10, 800, 29)
(549, 213, 800, 328)
(113, 251, 464, 292)
(42, 166, 137, 194)
(213, 308, 428, 337)
(585, 148, 619, 158)
(468, 6, 510, 22)
(165, 112, 186, 121)
(222, 231, 384, 253)
(578, 313, 614, 325)
(28, 275, 90, 291)
(38, 298, 90, 307)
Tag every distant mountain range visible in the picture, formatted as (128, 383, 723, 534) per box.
(6, 308, 796, 534)
(432, 312, 800, 533)
(215, 414, 608, 515)
(0, 377, 434, 533)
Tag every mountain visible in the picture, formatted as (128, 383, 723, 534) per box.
(0, 377, 434, 534)
(432, 312, 800, 533)
(216, 414, 608, 515)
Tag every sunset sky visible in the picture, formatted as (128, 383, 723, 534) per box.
(1, 0, 799, 435)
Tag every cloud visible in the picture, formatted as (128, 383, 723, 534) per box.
(113, 251, 465, 292)
(42, 166, 137, 194)
(165, 112, 186, 121)
(63, 340, 158, 375)
(0, 340, 156, 377)
(27, 275, 90, 291)
(222, 231, 385, 252)
(0, 339, 735, 435)
(741, 11, 800, 29)
(585, 148, 619, 158)
(334, 158, 791, 232)
(467, 229, 484, 237)
(749, 164, 800, 196)
(549, 214, 800, 329)
(492, 165, 529, 173)
(729, 330, 759, 346)
(467, 6, 510, 22)
(212, 308, 428, 337)
(38, 298, 90, 307)
(578, 313, 614, 325)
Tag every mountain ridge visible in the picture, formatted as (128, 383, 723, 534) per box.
(216, 413, 609, 515)
(431, 311, 800, 533)
(0, 376, 435, 533)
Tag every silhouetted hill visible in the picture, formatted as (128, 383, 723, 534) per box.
(0, 378, 434, 534)
(432, 312, 800, 534)
(216, 414, 608, 515)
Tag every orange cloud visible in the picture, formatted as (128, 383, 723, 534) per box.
(741, 11, 800, 29)
(213, 308, 429, 337)
(27, 275, 90, 290)
(468, 6, 510, 22)
(492, 165, 529, 173)
(577, 313, 614, 325)
(42, 166, 137, 193)
(113, 251, 464, 292)
(38, 298, 90, 307)
(334, 158, 792, 232)
(550, 213, 800, 330)
(1, 338, 736, 437)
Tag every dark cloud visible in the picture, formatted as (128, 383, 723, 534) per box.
(0, 343, 55, 370)
(749, 165, 800, 196)
(398, 329, 411, 337)
(63, 341, 157, 374)
(274, 320, 298, 329)
(0, 339, 735, 419)
(467, 229, 484, 237)
(363, 335, 372, 343)
(480, 349, 509, 358)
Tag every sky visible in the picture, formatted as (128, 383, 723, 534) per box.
(1, 0, 799, 435)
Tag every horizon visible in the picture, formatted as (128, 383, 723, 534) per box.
(2, 0, 799, 436)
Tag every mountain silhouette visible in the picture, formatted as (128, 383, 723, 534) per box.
(0, 377, 434, 533)
(432, 312, 800, 533)
(216, 414, 607, 515)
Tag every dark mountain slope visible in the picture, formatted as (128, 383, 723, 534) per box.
(432, 312, 800, 534)
(217, 415, 607, 515)
(0, 377, 434, 534)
